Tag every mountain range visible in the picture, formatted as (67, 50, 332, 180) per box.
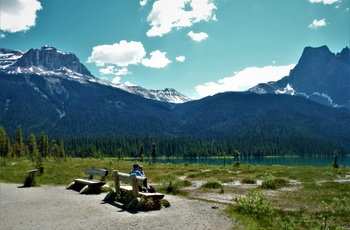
(0, 45, 349, 156)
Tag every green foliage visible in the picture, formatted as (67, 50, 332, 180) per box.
(260, 173, 289, 189)
(136, 196, 161, 211)
(232, 189, 272, 216)
(157, 177, 186, 195)
(241, 178, 257, 184)
(332, 149, 339, 169)
(318, 197, 346, 230)
(200, 181, 223, 189)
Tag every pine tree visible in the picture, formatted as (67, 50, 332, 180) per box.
(151, 142, 157, 164)
(27, 133, 38, 162)
(139, 143, 144, 162)
(117, 148, 123, 161)
(38, 132, 49, 158)
(0, 126, 10, 157)
(60, 139, 66, 160)
(14, 125, 24, 157)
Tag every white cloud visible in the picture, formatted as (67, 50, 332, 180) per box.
(146, 0, 217, 37)
(99, 66, 131, 76)
(187, 31, 208, 42)
(112, 76, 121, 84)
(124, 81, 135, 86)
(0, 0, 42, 33)
(195, 64, 296, 97)
(88, 40, 146, 67)
(140, 0, 148, 6)
(308, 19, 327, 29)
(176, 56, 186, 62)
(309, 0, 340, 4)
(99, 66, 115, 75)
(141, 50, 171, 68)
(115, 67, 130, 76)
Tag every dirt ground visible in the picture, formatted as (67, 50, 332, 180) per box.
(0, 183, 234, 230)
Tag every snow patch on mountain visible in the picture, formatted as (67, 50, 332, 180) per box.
(276, 84, 295, 95)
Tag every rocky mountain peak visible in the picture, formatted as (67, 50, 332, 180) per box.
(12, 46, 94, 78)
(249, 45, 350, 110)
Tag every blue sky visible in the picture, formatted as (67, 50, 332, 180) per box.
(1, 0, 349, 98)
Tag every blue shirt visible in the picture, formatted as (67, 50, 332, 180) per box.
(130, 169, 144, 177)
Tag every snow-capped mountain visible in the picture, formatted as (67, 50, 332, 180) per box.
(249, 46, 350, 110)
(0, 46, 95, 80)
(0, 46, 192, 104)
(117, 86, 192, 104)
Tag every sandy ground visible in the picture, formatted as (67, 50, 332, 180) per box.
(0, 183, 234, 230)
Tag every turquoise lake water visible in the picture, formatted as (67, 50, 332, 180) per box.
(151, 155, 350, 166)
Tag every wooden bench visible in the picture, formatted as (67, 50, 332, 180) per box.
(66, 168, 108, 194)
(111, 170, 164, 209)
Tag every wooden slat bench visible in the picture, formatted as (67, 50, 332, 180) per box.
(110, 170, 164, 210)
(66, 168, 108, 194)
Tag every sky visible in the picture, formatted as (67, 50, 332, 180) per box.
(0, 0, 349, 99)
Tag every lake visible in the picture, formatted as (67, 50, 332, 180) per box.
(153, 155, 350, 167)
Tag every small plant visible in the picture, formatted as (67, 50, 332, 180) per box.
(158, 178, 184, 194)
(116, 190, 134, 205)
(137, 196, 161, 211)
(201, 181, 223, 189)
(276, 216, 297, 230)
(332, 149, 339, 169)
(241, 178, 256, 184)
(318, 197, 344, 230)
(233, 189, 272, 217)
(260, 173, 288, 189)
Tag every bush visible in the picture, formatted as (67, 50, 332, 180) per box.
(233, 189, 272, 216)
(137, 196, 161, 211)
(241, 178, 256, 184)
(158, 178, 184, 194)
(201, 181, 223, 189)
(260, 173, 288, 189)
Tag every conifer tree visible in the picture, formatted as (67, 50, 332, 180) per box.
(117, 148, 123, 161)
(59, 139, 66, 159)
(27, 133, 38, 162)
(38, 132, 49, 158)
(14, 125, 24, 157)
(0, 126, 11, 157)
(139, 143, 144, 162)
(151, 142, 157, 164)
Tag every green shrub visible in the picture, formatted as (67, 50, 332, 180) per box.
(137, 196, 161, 211)
(241, 178, 256, 184)
(232, 189, 272, 216)
(200, 181, 222, 189)
(158, 178, 184, 195)
(260, 173, 288, 189)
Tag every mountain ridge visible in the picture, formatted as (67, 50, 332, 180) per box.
(249, 46, 350, 109)
(0, 46, 192, 104)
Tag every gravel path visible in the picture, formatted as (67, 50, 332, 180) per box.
(0, 183, 233, 230)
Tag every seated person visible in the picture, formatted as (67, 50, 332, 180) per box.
(129, 163, 145, 177)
